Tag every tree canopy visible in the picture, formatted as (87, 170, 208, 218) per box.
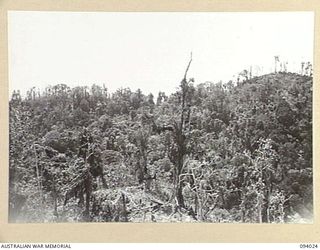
(9, 70, 312, 223)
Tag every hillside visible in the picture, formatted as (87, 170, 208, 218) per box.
(9, 72, 313, 223)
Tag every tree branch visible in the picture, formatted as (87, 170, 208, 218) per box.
(183, 52, 193, 80)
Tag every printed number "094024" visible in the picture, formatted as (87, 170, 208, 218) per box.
(300, 244, 318, 248)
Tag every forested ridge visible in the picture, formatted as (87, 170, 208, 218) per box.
(9, 68, 313, 223)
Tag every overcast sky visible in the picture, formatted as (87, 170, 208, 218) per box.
(8, 11, 314, 97)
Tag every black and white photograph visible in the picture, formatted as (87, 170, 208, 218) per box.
(8, 11, 313, 223)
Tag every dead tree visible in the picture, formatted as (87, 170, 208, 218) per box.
(144, 54, 194, 210)
(173, 53, 194, 209)
(274, 56, 280, 73)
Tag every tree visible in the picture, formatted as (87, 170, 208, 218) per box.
(171, 53, 195, 209)
(274, 56, 280, 73)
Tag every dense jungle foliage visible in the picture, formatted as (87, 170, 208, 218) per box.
(9, 66, 313, 223)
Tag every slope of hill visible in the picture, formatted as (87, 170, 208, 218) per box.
(9, 72, 313, 223)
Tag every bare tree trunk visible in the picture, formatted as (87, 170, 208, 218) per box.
(52, 180, 58, 220)
(241, 210, 245, 223)
(240, 188, 245, 223)
(84, 171, 92, 222)
(33, 144, 44, 221)
(175, 146, 186, 208)
(84, 189, 90, 222)
(121, 192, 128, 222)
(173, 53, 193, 209)
(53, 194, 58, 217)
(257, 192, 264, 223)
(176, 180, 185, 208)
(196, 191, 203, 221)
(266, 188, 271, 223)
